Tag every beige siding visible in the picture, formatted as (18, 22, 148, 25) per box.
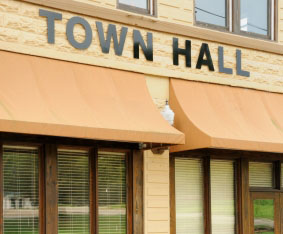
(1, 0, 283, 93)
(144, 150, 170, 234)
(145, 75, 169, 110)
(158, 0, 194, 26)
(74, 0, 116, 9)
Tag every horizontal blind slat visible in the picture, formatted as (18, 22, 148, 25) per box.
(249, 162, 273, 187)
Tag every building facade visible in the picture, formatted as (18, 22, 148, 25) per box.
(0, 0, 283, 233)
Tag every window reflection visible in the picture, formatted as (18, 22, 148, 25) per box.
(195, 0, 227, 27)
(253, 199, 274, 234)
(240, 0, 269, 35)
(119, 0, 148, 9)
(3, 146, 39, 234)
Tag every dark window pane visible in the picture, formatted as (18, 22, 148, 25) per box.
(3, 146, 39, 234)
(195, 0, 227, 27)
(98, 152, 127, 234)
(58, 149, 90, 234)
(253, 199, 274, 233)
(240, 0, 269, 35)
(119, 0, 148, 9)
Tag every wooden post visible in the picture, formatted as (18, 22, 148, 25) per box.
(238, 158, 250, 234)
(89, 148, 98, 234)
(45, 144, 58, 234)
(203, 156, 211, 234)
(133, 150, 143, 234)
(0, 144, 3, 234)
(39, 146, 46, 234)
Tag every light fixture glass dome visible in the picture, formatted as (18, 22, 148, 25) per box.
(161, 100, 175, 126)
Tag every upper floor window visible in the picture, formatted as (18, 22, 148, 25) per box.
(118, 0, 155, 15)
(195, 0, 275, 40)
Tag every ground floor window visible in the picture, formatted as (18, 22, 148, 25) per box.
(175, 158, 204, 233)
(173, 156, 236, 234)
(58, 149, 90, 234)
(3, 146, 39, 234)
(210, 160, 235, 234)
(0, 140, 138, 234)
(171, 151, 283, 234)
(98, 152, 127, 234)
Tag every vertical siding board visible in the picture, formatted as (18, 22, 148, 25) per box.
(169, 156, 176, 234)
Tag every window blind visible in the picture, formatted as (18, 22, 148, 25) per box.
(249, 162, 273, 188)
(58, 149, 90, 234)
(211, 160, 235, 234)
(175, 158, 204, 234)
(98, 152, 127, 234)
(3, 146, 39, 234)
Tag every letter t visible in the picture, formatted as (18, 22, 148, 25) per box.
(39, 9, 62, 44)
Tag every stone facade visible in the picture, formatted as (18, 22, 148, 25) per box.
(0, 0, 283, 93)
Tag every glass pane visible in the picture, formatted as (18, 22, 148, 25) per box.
(175, 158, 204, 234)
(240, 0, 269, 36)
(211, 160, 235, 234)
(119, 0, 148, 9)
(195, 0, 227, 27)
(3, 146, 39, 234)
(58, 149, 90, 234)
(253, 199, 274, 233)
(249, 162, 273, 188)
(98, 152, 127, 234)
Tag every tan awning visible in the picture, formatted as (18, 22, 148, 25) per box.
(170, 79, 283, 153)
(0, 51, 184, 144)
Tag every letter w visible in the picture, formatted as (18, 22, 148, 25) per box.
(96, 21, 128, 56)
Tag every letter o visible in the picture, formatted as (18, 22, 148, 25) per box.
(66, 16, 92, 50)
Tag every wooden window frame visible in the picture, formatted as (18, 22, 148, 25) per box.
(194, 0, 276, 41)
(0, 133, 143, 234)
(170, 149, 283, 234)
(170, 153, 238, 234)
(249, 192, 280, 234)
(249, 160, 280, 192)
(117, 0, 156, 16)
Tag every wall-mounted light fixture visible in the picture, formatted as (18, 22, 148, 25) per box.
(161, 100, 175, 126)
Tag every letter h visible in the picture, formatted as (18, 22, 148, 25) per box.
(173, 38, 191, 67)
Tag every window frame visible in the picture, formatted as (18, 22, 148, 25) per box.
(234, 0, 274, 40)
(0, 143, 45, 234)
(248, 160, 278, 191)
(117, 0, 156, 16)
(170, 154, 238, 234)
(194, 0, 276, 40)
(170, 149, 283, 234)
(194, 0, 231, 32)
(0, 134, 142, 234)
